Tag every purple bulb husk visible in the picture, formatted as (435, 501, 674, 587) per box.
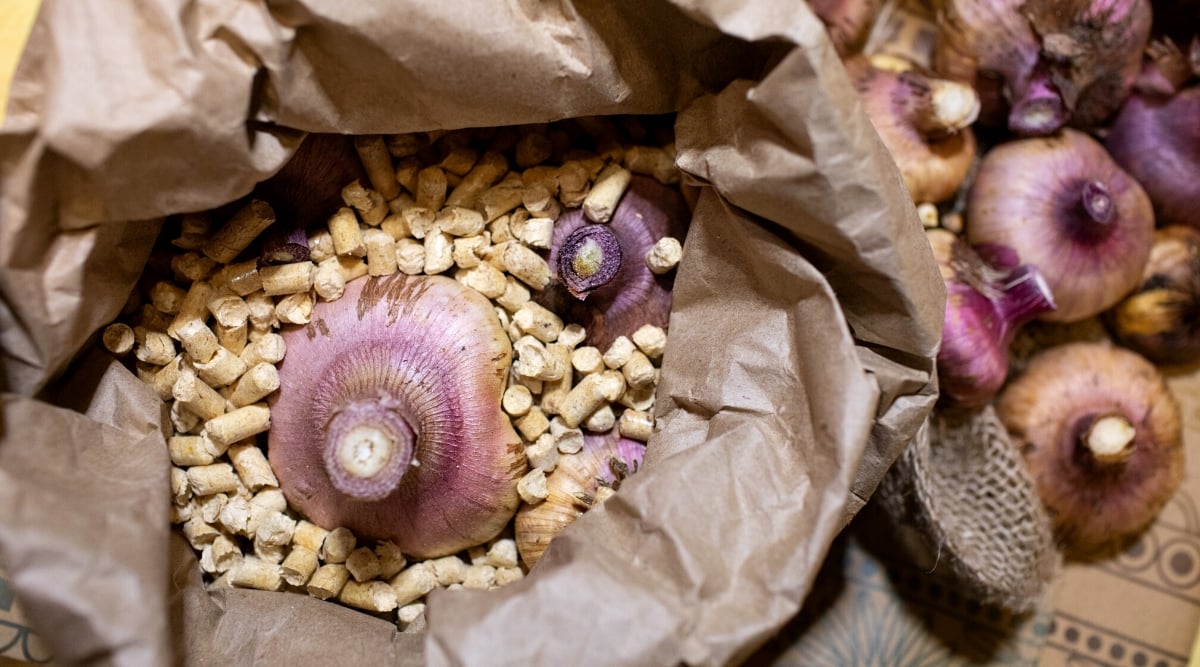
(933, 232, 1057, 407)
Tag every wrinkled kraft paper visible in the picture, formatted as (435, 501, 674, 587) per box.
(0, 1, 943, 665)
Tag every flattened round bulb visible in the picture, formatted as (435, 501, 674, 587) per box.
(1106, 226, 1200, 365)
(966, 130, 1153, 323)
(269, 274, 527, 559)
(996, 342, 1184, 554)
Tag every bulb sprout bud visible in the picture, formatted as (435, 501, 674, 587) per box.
(1081, 180, 1115, 225)
(925, 79, 982, 134)
(338, 428, 395, 478)
(1083, 414, 1137, 464)
(557, 225, 623, 300)
(845, 56, 979, 204)
(572, 240, 604, 278)
(1007, 73, 1068, 136)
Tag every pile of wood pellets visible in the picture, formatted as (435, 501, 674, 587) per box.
(100, 118, 685, 630)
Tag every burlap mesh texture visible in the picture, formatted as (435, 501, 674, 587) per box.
(878, 404, 1060, 612)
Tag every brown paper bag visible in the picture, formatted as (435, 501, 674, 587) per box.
(0, 1, 943, 664)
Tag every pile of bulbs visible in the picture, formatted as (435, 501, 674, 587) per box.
(818, 0, 1196, 557)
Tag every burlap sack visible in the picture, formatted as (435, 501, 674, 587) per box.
(878, 406, 1060, 612)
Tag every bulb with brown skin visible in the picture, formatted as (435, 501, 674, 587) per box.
(934, 0, 1152, 135)
(1132, 37, 1199, 97)
(846, 56, 981, 204)
(996, 342, 1184, 554)
(1107, 225, 1200, 364)
(514, 431, 646, 568)
(966, 129, 1154, 323)
(268, 274, 527, 559)
(540, 175, 690, 351)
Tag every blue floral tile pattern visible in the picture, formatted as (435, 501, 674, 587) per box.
(751, 532, 1051, 667)
(0, 575, 51, 664)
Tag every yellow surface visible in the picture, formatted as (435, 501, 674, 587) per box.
(0, 0, 42, 125)
(1190, 621, 1200, 667)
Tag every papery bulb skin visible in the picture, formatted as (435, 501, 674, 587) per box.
(542, 175, 690, 350)
(268, 274, 527, 559)
(1106, 86, 1200, 229)
(808, 0, 884, 57)
(846, 57, 981, 204)
(253, 133, 368, 232)
(1107, 225, 1200, 364)
(260, 226, 312, 265)
(1132, 38, 1197, 96)
(935, 0, 1152, 135)
(966, 129, 1154, 323)
(996, 342, 1184, 554)
(928, 229, 1057, 407)
(1007, 66, 1069, 136)
(514, 431, 646, 568)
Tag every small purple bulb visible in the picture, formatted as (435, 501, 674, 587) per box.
(556, 225, 623, 300)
